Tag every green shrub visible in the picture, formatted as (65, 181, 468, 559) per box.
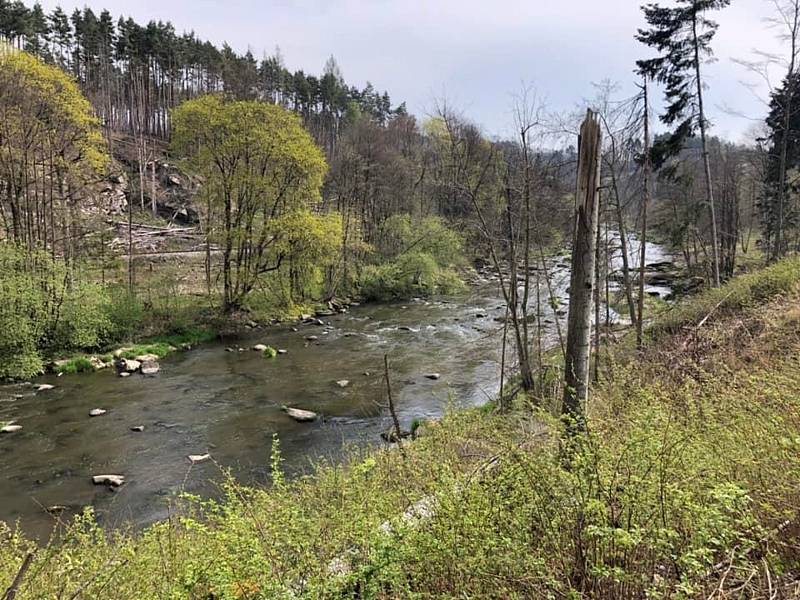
(56, 357, 95, 375)
(262, 346, 278, 358)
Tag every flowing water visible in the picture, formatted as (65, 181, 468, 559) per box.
(0, 240, 672, 541)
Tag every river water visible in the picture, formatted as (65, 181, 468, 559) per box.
(0, 239, 671, 540)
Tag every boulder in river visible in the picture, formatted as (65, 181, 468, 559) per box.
(253, 344, 268, 352)
(188, 453, 211, 464)
(89, 408, 107, 417)
(425, 373, 442, 381)
(92, 474, 125, 487)
(277, 349, 288, 355)
(130, 425, 145, 432)
(141, 361, 161, 375)
(282, 406, 318, 422)
(1, 423, 22, 433)
(118, 358, 141, 373)
(36, 384, 55, 392)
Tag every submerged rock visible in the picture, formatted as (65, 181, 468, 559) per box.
(92, 474, 125, 487)
(282, 406, 318, 422)
(140, 361, 160, 375)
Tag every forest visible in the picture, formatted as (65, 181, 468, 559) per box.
(1, 0, 800, 598)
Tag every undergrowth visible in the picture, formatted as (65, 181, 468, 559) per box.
(1, 260, 800, 598)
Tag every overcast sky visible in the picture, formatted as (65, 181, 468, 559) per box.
(38, 0, 790, 142)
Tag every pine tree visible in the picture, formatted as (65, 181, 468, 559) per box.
(636, 0, 730, 286)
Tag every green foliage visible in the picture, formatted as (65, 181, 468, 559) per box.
(171, 96, 329, 311)
(0, 244, 110, 380)
(262, 346, 278, 359)
(359, 214, 466, 300)
(56, 357, 95, 375)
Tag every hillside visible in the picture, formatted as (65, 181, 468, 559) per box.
(2, 259, 799, 598)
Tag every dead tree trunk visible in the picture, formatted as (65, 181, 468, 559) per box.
(563, 110, 602, 431)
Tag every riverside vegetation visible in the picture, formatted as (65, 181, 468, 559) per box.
(3, 0, 800, 597)
(1, 257, 799, 598)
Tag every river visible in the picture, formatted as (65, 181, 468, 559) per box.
(0, 238, 672, 541)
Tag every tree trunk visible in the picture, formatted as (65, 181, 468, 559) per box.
(563, 110, 602, 431)
(637, 79, 651, 350)
(692, 11, 721, 287)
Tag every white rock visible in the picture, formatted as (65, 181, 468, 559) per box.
(336, 380, 350, 388)
(89, 408, 107, 417)
(283, 407, 318, 422)
(140, 361, 160, 376)
(1, 424, 22, 433)
(425, 373, 441, 381)
(277, 349, 288, 355)
(253, 344, 268, 352)
(188, 453, 211, 464)
(130, 425, 145, 432)
(120, 359, 141, 373)
(92, 474, 125, 487)
(36, 384, 55, 392)
(119, 372, 131, 378)
(134, 353, 160, 363)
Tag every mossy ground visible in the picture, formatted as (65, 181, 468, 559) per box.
(2, 260, 800, 598)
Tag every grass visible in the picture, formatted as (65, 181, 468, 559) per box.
(54, 357, 96, 375)
(2, 259, 800, 598)
(118, 328, 218, 360)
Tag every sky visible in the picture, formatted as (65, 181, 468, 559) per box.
(37, 0, 791, 142)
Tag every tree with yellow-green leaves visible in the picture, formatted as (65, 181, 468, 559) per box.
(171, 95, 332, 311)
(0, 45, 108, 260)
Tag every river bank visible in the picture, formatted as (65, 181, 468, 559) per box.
(1, 258, 798, 598)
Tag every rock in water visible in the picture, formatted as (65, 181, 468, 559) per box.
(92, 474, 125, 487)
(36, 384, 55, 392)
(1, 423, 22, 433)
(89, 408, 107, 417)
(282, 406, 318, 422)
(277, 349, 288, 355)
(118, 359, 141, 373)
(305, 335, 319, 342)
(140, 361, 160, 376)
(119, 372, 131, 378)
(253, 344, 268, 352)
(188, 453, 211, 464)
(130, 425, 145, 432)
(336, 380, 350, 388)
(425, 373, 442, 381)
